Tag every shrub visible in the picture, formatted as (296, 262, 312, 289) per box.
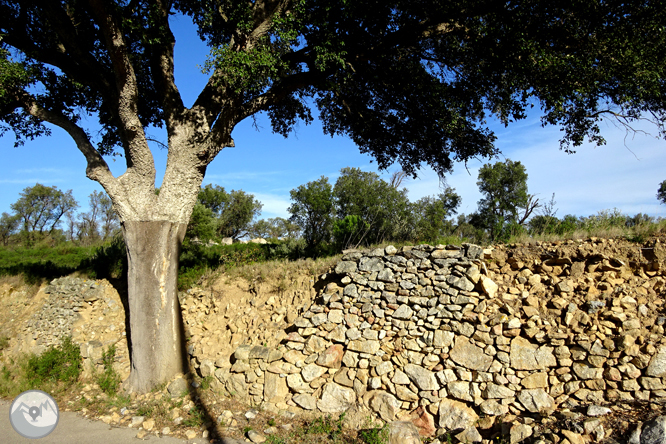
(25, 336, 82, 386)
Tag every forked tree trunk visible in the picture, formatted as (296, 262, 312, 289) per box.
(121, 220, 189, 393)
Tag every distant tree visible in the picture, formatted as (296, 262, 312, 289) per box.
(10, 184, 78, 245)
(658, 181, 666, 205)
(0, 212, 19, 246)
(194, 185, 262, 240)
(412, 188, 461, 242)
(333, 167, 412, 245)
(77, 190, 119, 244)
(185, 203, 218, 244)
(476, 160, 532, 241)
(332, 215, 370, 249)
(250, 217, 300, 240)
(288, 177, 334, 251)
(217, 190, 262, 240)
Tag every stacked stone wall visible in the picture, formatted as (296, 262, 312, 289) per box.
(217, 240, 666, 441)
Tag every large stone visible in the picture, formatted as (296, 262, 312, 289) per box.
(226, 374, 247, 397)
(479, 276, 498, 298)
(367, 390, 402, 422)
(388, 421, 421, 444)
(510, 423, 533, 444)
(483, 382, 515, 399)
(167, 377, 189, 398)
(438, 398, 479, 431)
(348, 340, 381, 354)
(521, 372, 548, 388)
(263, 372, 289, 403)
(407, 406, 436, 437)
(404, 364, 439, 391)
(292, 394, 317, 410)
(317, 345, 344, 369)
(317, 383, 357, 413)
(395, 385, 419, 402)
(480, 399, 508, 416)
(636, 416, 666, 444)
(392, 304, 414, 320)
(450, 336, 492, 371)
(286, 374, 311, 393)
(572, 362, 603, 380)
(447, 381, 473, 402)
(359, 257, 384, 272)
(647, 346, 666, 377)
(447, 275, 475, 292)
(516, 389, 555, 414)
(335, 261, 358, 274)
(301, 364, 327, 382)
(510, 337, 556, 370)
(377, 268, 396, 283)
(456, 427, 483, 443)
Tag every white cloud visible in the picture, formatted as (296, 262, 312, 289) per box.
(251, 192, 292, 219)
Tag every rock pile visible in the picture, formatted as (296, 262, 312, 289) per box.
(217, 240, 666, 442)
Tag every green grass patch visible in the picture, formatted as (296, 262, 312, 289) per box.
(95, 344, 121, 396)
(0, 245, 96, 283)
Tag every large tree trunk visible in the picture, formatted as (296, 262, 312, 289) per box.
(121, 220, 189, 393)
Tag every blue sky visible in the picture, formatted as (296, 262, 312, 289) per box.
(2, 15, 665, 222)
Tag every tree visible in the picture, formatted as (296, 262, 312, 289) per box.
(333, 167, 412, 245)
(10, 184, 78, 245)
(78, 190, 119, 244)
(0, 212, 20, 246)
(288, 176, 334, 251)
(658, 181, 666, 205)
(196, 185, 262, 240)
(250, 217, 300, 239)
(2, 1, 665, 393)
(476, 160, 531, 241)
(412, 188, 461, 242)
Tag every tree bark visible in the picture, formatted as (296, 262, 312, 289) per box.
(121, 220, 189, 393)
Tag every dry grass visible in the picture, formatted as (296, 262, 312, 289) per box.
(221, 255, 341, 286)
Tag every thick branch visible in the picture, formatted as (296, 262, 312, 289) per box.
(18, 92, 116, 191)
(87, 0, 155, 181)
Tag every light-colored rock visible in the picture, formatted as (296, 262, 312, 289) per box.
(510, 423, 533, 444)
(247, 429, 267, 443)
(456, 427, 483, 443)
(521, 372, 548, 388)
(479, 276, 498, 298)
(316, 344, 344, 369)
(483, 382, 515, 399)
(348, 339, 381, 354)
(292, 394, 317, 410)
(450, 336, 492, 371)
(587, 405, 612, 417)
(404, 364, 439, 391)
(388, 421, 421, 444)
(367, 390, 402, 422)
(407, 406, 436, 437)
(302, 364, 327, 382)
(438, 398, 479, 430)
(516, 389, 555, 414)
(317, 383, 357, 413)
(647, 346, 666, 377)
(510, 337, 556, 370)
(264, 372, 289, 403)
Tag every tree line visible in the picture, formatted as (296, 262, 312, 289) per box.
(3, 165, 665, 252)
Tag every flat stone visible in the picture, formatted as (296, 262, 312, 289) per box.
(389, 421, 421, 444)
(587, 405, 612, 417)
(450, 336, 492, 371)
(480, 399, 509, 416)
(479, 276, 498, 298)
(404, 364, 439, 391)
(517, 389, 555, 414)
(316, 344, 344, 369)
(484, 382, 515, 399)
(647, 346, 666, 377)
(335, 261, 358, 274)
(301, 364, 327, 382)
(521, 372, 548, 388)
(393, 304, 414, 320)
(510, 423, 533, 444)
(317, 383, 356, 413)
(447, 381, 473, 402)
(510, 337, 556, 370)
(367, 390, 402, 422)
(347, 339, 381, 354)
(438, 398, 479, 431)
(292, 394, 317, 410)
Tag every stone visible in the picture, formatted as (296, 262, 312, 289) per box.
(367, 390, 402, 422)
(348, 339, 381, 354)
(450, 336, 492, 371)
(635, 416, 666, 444)
(335, 261, 358, 274)
(438, 398, 479, 431)
(483, 382, 515, 399)
(395, 385, 419, 402)
(521, 372, 548, 388)
(247, 430, 266, 443)
(479, 399, 509, 416)
(407, 406, 436, 437)
(131, 416, 145, 428)
(456, 427, 483, 443)
(647, 346, 666, 377)
(479, 276, 498, 298)
(316, 344, 344, 369)
(587, 405, 612, 417)
(292, 394, 317, 410)
(510, 337, 556, 370)
(167, 377, 189, 398)
(561, 430, 585, 444)
(388, 421, 421, 444)
(359, 257, 384, 272)
(447, 381, 473, 402)
(318, 383, 357, 413)
(572, 362, 603, 380)
(301, 364, 327, 382)
(510, 423, 533, 444)
(185, 430, 198, 440)
(516, 389, 555, 414)
(264, 372, 289, 403)
(404, 364, 439, 391)
(393, 304, 414, 320)
(142, 418, 154, 431)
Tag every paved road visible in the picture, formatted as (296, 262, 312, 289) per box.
(0, 399, 227, 444)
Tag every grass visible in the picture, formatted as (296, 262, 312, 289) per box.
(0, 245, 96, 283)
(95, 344, 122, 396)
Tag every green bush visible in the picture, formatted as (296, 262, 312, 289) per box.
(96, 344, 121, 395)
(25, 336, 82, 386)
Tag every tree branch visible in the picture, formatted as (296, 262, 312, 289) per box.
(87, 0, 155, 182)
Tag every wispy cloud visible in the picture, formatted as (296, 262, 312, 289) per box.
(251, 192, 292, 219)
(0, 178, 65, 184)
(15, 167, 68, 175)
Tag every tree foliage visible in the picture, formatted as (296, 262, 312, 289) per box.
(10, 183, 78, 245)
(195, 184, 263, 240)
(411, 189, 461, 242)
(476, 160, 531, 241)
(288, 176, 334, 251)
(658, 180, 666, 205)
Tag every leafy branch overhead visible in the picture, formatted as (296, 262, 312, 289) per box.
(2, 1, 665, 185)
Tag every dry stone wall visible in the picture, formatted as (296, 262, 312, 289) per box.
(219, 240, 666, 441)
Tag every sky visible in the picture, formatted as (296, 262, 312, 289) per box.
(1, 15, 665, 222)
